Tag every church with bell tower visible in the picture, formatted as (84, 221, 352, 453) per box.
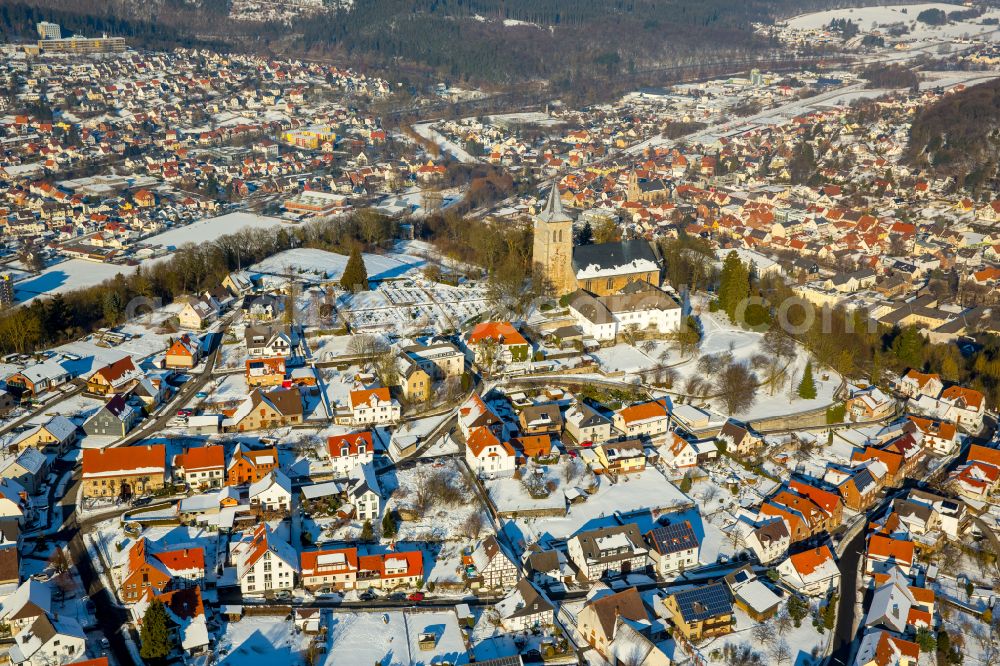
(532, 183, 575, 296)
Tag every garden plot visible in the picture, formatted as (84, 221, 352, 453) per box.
(698, 604, 829, 666)
(383, 459, 490, 542)
(250, 247, 426, 284)
(486, 458, 594, 516)
(513, 467, 691, 542)
(324, 609, 468, 666)
(219, 614, 312, 666)
(338, 282, 487, 335)
(664, 309, 841, 420)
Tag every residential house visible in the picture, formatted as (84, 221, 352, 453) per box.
(777, 545, 841, 597)
(564, 402, 612, 445)
(164, 334, 202, 369)
(898, 370, 943, 399)
(846, 386, 895, 422)
(82, 394, 140, 438)
(120, 538, 205, 603)
(465, 426, 516, 479)
(346, 463, 381, 522)
(736, 517, 791, 565)
(226, 444, 279, 486)
(81, 444, 166, 498)
(567, 524, 649, 581)
(517, 404, 563, 436)
(341, 387, 400, 426)
(0, 449, 48, 495)
(938, 385, 985, 432)
(244, 325, 301, 361)
(578, 587, 651, 660)
(661, 432, 698, 469)
(327, 432, 375, 478)
(226, 387, 303, 432)
(853, 629, 919, 666)
(85, 356, 143, 396)
(9, 614, 86, 666)
(661, 582, 735, 641)
(300, 548, 358, 591)
(613, 399, 670, 438)
(4, 359, 71, 399)
(458, 393, 502, 438)
(400, 342, 464, 380)
(245, 357, 286, 387)
(724, 567, 783, 621)
(465, 535, 519, 589)
(177, 295, 219, 329)
(466, 321, 530, 370)
(594, 439, 646, 475)
(248, 470, 293, 513)
(173, 445, 226, 489)
(865, 535, 915, 577)
(365, 551, 423, 591)
(232, 523, 298, 595)
(0, 580, 50, 636)
(12, 416, 76, 454)
(717, 420, 761, 457)
(495, 579, 554, 632)
(646, 521, 699, 579)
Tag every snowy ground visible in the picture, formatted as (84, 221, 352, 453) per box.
(324, 609, 468, 666)
(218, 614, 311, 666)
(140, 211, 291, 252)
(14, 259, 131, 304)
(512, 467, 691, 544)
(382, 459, 490, 542)
(250, 247, 427, 285)
(413, 122, 480, 163)
(785, 3, 1000, 41)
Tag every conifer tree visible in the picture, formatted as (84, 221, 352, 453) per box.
(718, 251, 750, 322)
(140, 598, 174, 661)
(798, 361, 817, 400)
(340, 246, 369, 292)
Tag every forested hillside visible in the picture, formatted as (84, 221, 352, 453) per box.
(906, 78, 1000, 195)
(0, 0, 906, 85)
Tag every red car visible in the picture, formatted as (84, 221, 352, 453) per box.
(407, 592, 425, 602)
(580, 440, 594, 448)
(176, 409, 193, 417)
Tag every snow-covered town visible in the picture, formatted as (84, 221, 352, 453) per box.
(0, 2, 999, 666)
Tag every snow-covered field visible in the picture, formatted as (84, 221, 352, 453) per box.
(13, 259, 128, 303)
(513, 467, 691, 542)
(325, 609, 468, 666)
(219, 614, 312, 666)
(141, 211, 292, 251)
(786, 3, 996, 39)
(413, 122, 480, 164)
(250, 247, 427, 284)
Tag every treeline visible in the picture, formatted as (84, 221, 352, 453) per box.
(0, 210, 399, 356)
(0, 1, 224, 50)
(861, 64, 919, 90)
(713, 252, 1000, 410)
(906, 77, 1000, 195)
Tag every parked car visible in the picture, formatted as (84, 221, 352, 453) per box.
(407, 592, 425, 602)
(359, 590, 377, 601)
(580, 440, 594, 448)
(195, 392, 208, 399)
(177, 409, 193, 417)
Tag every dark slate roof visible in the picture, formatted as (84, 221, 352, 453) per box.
(646, 521, 699, 555)
(572, 240, 658, 274)
(670, 582, 733, 622)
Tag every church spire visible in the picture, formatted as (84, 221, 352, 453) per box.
(538, 181, 570, 223)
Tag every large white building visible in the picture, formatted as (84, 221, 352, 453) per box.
(233, 523, 299, 595)
(568, 282, 682, 342)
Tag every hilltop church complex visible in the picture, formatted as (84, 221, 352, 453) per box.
(532, 184, 663, 297)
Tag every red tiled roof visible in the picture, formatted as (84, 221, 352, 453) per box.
(83, 444, 165, 477)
